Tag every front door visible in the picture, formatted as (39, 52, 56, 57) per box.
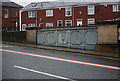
(77, 19, 82, 26)
(39, 23, 44, 27)
(22, 24, 27, 31)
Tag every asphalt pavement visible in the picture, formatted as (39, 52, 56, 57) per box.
(1, 44, 120, 81)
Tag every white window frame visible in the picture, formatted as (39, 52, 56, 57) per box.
(4, 9, 8, 18)
(22, 24, 27, 31)
(77, 19, 83, 26)
(112, 4, 120, 12)
(88, 18, 95, 25)
(57, 20, 63, 27)
(65, 20, 72, 26)
(28, 23, 36, 27)
(28, 11, 35, 18)
(65, 7, 72, 16)
(88, 5, 95, 15)
(46, 10, 53, 17)
(46, 23, 53, 27)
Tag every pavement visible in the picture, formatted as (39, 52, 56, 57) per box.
(2, 41, 119, 60)
(1, 44, 120, 80)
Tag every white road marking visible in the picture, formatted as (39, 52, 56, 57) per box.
(1, 49, 120, 70)
(14, 65, 75, 81)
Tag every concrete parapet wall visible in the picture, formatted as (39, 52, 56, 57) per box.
(98, 25, 118, 44)
(2, 31, 26, 42)
(26, 29, 36, 44)
(96, 45, 118, 53)
(37, 27, 98, 50)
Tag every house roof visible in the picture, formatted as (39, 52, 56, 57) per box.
(22, 1, 119, 10)
(0, 2, 23, 8)
(22, 2, 92, 10)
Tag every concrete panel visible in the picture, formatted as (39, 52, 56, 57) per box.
(71, 30, 83, 45)
(85, 29, 98, 44)
(47, 32, 56, 45)
(37, 32, 45, 44)
(37, 27, 98, 50)
(70, 30, 85, 49)
(58, 32, 67, 45)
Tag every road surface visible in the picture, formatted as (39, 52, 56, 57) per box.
(1, 44, 120, 80)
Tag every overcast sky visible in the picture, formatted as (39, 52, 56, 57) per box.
(2, 0, 120, 6)
(11, 0, 56, 6)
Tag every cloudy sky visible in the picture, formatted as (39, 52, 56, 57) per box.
(12, 0, 56, 6)
(2, 0, 120, 6)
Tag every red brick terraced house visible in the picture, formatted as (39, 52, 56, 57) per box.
(0, 1, 23, 31)
(20, 1, 120, 31)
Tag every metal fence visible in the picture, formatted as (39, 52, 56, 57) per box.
(37, 27, 98, 50)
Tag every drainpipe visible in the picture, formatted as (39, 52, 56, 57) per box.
(72, 6, 75, 26)
(35, 9, 38, 27)
(19, 10, 22, 31)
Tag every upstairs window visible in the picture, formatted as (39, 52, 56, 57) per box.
(113, 4, 120, 12)
(28, 11, 35, 18)
(88, 5, 95, 15)
(65, 7, 72, 16)
(4, 9, 8, 18)
(28, 24, 36, 27)
(46, 10, 53, 17)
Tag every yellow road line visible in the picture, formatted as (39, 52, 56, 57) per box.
(30, 47, 120, 61)
(45, 49, 120, 61)
(4, 43, 120, 61)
